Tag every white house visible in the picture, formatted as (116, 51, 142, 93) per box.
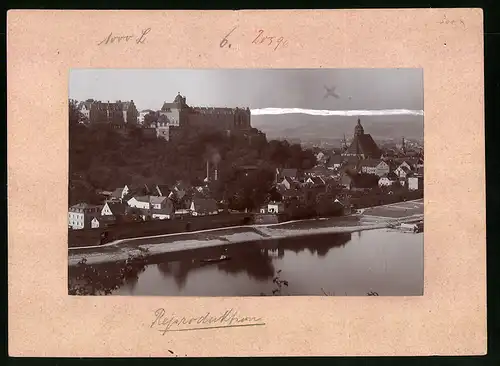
(408, 176, 424, 191)
(267, 202, 285, 214)
(68, 203, 101, 230)
(127, 196, 151, 210)
(91, 215, 116, 229)
(378, 175, 398, 187)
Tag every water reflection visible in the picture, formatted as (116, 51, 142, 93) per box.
(68, 229, 423, 296)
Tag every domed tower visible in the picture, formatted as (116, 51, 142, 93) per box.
(354, 118, 364, 136)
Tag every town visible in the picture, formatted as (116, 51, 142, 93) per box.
(68, 93, 424, 248)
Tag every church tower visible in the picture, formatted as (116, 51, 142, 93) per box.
(354, 118, 364, 137)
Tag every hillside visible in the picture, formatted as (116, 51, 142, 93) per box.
(68, 123, 316, 209)
(251, 114, 424, 143)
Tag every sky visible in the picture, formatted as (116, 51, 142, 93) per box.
(69, 69, 424, 115)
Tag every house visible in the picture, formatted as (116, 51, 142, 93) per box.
(127, 196, 151, 210)
(91, 215, 116, 229)
(127, 195, 173, 211)
(305, 176, 326, 186)
(151, 206, 174, 220)
(190, 198, 219, 216)
(280, 176, 300, 190)
(394, 165, 412, 178)
(359, 159, 391, 177)
(101, 202, 127, 217)
(267, 201, 285, 214)
(68, 203, 101, 230)
(408, 176, 424, 191)
(359, 159, 381, 175)
(396, 160, 412, 171)
(327, 155, 344, 170)
(378, 173, 398, 187)
(150, 196, 169, 210)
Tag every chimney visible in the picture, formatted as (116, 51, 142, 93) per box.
(214, 166, 218, 181)
(206, 160, 210, 182)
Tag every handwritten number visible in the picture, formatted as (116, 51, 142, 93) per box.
(220, 26, 238, 48)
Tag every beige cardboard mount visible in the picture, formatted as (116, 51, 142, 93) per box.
(7, 9, 486, 357)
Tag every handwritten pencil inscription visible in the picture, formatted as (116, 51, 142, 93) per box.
(98, 28, 151, 46)
(151, 308, 265, 335)
(220, 26, 289, 51)
(438, 15, 465, 28)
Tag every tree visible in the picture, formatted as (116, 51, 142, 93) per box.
(144, 111, 159, 127)
(69, 99, 83, 125)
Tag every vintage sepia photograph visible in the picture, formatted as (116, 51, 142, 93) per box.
(68, 68, 424, 296)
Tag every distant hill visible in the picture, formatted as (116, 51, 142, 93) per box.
(251, 114, 424, 142)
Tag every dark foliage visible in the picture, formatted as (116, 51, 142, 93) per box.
(69, 105, 316, 210)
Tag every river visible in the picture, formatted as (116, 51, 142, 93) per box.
(69, 227, 423, 296)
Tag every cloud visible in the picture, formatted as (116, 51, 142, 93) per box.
(250, 108, 424, 117)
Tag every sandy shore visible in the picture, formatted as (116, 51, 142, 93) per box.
(68, 213, 423, 266)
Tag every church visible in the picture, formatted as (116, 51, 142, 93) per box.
(342, 118, 382, 159)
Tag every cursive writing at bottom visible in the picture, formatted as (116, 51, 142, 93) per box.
(151, 308, 265, 335)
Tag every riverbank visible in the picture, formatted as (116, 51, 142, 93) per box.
(68, 212, 423, 266)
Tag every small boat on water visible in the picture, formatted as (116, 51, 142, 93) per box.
(199, 254, 231, 265)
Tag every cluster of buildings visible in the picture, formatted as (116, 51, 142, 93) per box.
(68, 182, 220, 230)
(260, 118, 424, 214)
(77, 93, 256, 142)
(69, 111, 424, 229)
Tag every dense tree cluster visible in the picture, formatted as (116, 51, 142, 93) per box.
(68, 100, 316, 208)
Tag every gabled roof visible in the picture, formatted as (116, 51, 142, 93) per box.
(398, 166, 411, 173)
(130, 195, 150, 203)
(308, 176, 326, 185)
(150, 196, 168, 205)
(344, 134, 382, 158)
(380, 172, 398, 181)
(104, 202, 127, 216)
